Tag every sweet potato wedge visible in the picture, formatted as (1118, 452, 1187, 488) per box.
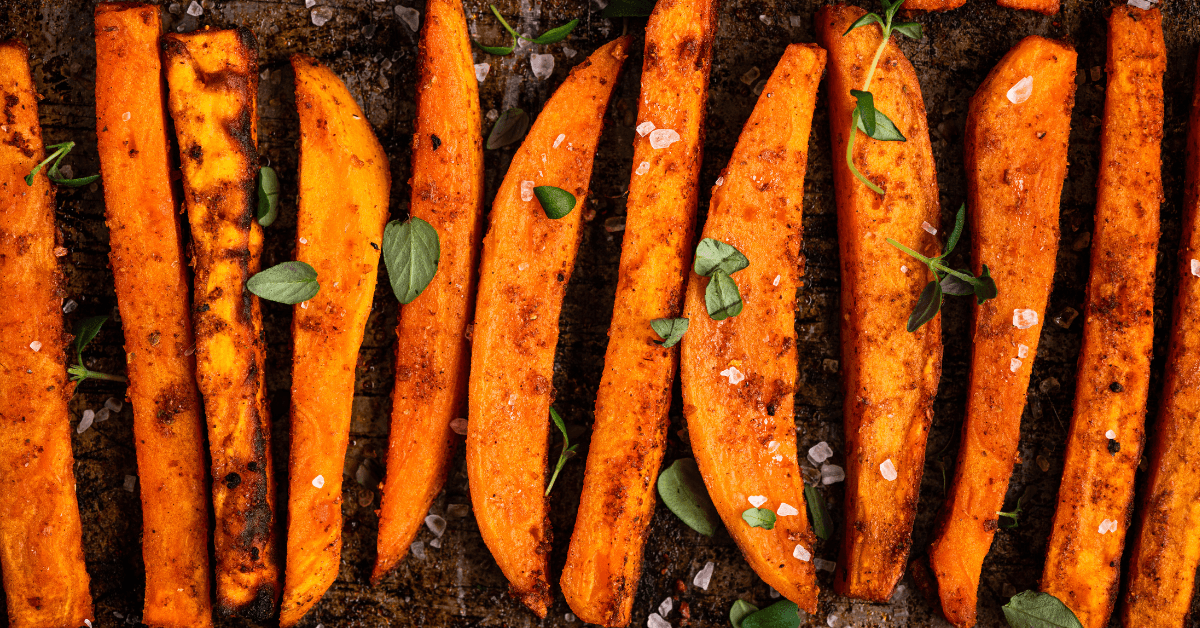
(678, 42, 826, 614)
(905, 0, 965, 11)
(815, 4, 943, 603)
(279, 54, 390, 626)
(466, 36, 630, 617)
(559, 0, 717, 624)
(163, 28, 279, 620)
(1122, 45, 1200, 628)
(927, 36, 1076, 628)
(373, 0, 483, 583)
(997, 0, 1059, 16)
(1040, 7, 1164, 628)
(94, 5, 213, 627)
(0, 39, 95, 628)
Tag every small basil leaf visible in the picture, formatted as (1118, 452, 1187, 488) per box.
(473, 36, 516, 56)
(975, 264, 998, 304)
(730, 600, 760, 628)
(855, 104, 906, 142)
(940, 273, 975, 296)
(657, 458, 721, 536)
(694, 238, 749, 277)
(247, 261, 320, 305)
(602, 0, 655, 17)
(650, 317, 689, 348)
(382, 217, 441, 304)
(741, 507, 776, 530)
(893, 21, 923, 40)
(534, 186, 576, 219)
(851, 89, 876, 138)
(842, 12, 883, 36)
(804, 484, 833, 541)
(256, 166, 279, 227)
(532, 18, 578, 44)
(741, 600, 802, 628)
(486, 107, 530, 149)
(1002, 591, 1083, 628)
(907, 279, 942, 332)
(942, 203, 966, 257)
(73, 315, 109, 363)
(705, 270, 744, 321)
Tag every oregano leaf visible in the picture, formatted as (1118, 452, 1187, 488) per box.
(257, 166, 279, 227)
(893, 21, 923, 40)
(532, 18, 578, 44)
(694, 238, 749, 277)
(842, 12, 883, 36)
(730, 600, 760, 628)
(657, 458, 721, 536)
(907, 279, 942, 332)
(975, 264, 998, 304)
(940, 273, 975, 296)
(650, 317, 689, 348)
(741, 507, 776, 530)
(246, 261, 320, 305)
(855, 105, 906, 142)
(851, 89, 877, 138)
(486, 107, 530, 149)
(533, 185, 576, 219)
(1002, 591, 1083, 628)
(705, 270, 744, 321)
(741, 600, 802, 628)
(382, 217, 441, 304)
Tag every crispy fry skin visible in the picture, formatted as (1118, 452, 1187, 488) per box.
(815, 4, 943, 603)
(94, 6, 213, 627)
(279, 55, 390, 627)
(927, 36, 1076, 628)
(163, 28, 279, 620)
(678, 43, 826, 614)
(997, 0, 1059, 16)
(1122, 46, 1200, 628)
(1040, 8, 1164, 628)
(0, 40, 94, 628)
(559, 0, 716, 624)
(373, 0, 483, 583)
(904, 0, 965, 11)
(466, 37, 630, 617)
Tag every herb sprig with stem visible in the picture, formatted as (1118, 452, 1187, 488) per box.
(545, 407, 578, 496)
(67, 316, 127, 384)
(24, 141, 101, 188)
(474, 5, 579, 56)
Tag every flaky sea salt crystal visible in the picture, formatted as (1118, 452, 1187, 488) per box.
(1013, 308, 1039, 329)
(554, 134, 566, 149)
(767, 440, 780, 454)
(425, 514, 447, 537)
(808, 441, 834, 463)
(747, 495, 767, 508)
(768, 586, 780, 598)
(1010, 358, 1022, 373)
(636, 121, 656, 137)
(647, 613, 670, 628)
(827, 613, 839, 628)
(563, 47, 577, 58)
(720, 366, 744, 385)
(430, 537, 442, 549)
(1098, 519, 1118, 534)
(395, 5, 419, 31)
(63, 299, 77, 314)
(789, 15, 803, 28)
(814, 558, 836, 572)
(474, 63, 490, 82)
(312, 475, 325, 488)
(565, 613, 577, 622)
(773, 275, 780, 286)
(793, 544, 811, 561)
(1018, 344, 1030, 358)
(186, 0, 202, 16)
(777, 502, 799, 516)
(692, 561, 714, 589)
(821, 464, 845, 485)
(311, 5, 334, 26)
(122, 111, 131, 122)
(530, 54, 555, 80)
(1106, 429, 1117, 440)
(636, 161, 650, 176)
(1192, 259, 1200, 277)
(1007, 76, 1033, 104)
(410, 540, 426, 559)
(659, 597, 673, 616)
(521, 180, 535, 202)
(1127, 0, 1155, 8)
(29, 341, 41, 352)
(648, 129, 680, 150)
(880, 459, 898, 481)
(450, 418, 468, 435)
(96, 408, 111, 423)
(78, 410, 95, 434)
(447, 503, 471, 518)
(921, 221, 937, 235)
(715, 176, 724, 187)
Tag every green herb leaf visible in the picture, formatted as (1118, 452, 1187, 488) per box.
(382, 217, 441, 304)
(804, 484, 833, 541)
(602, 0, 656, 17)
(907, 279, 942, 332)
(997, 495, 1023, 529)
(975, 264, 998, 304)
(533, 185, 576, 219)
(256, 166, 279, 227)
(489, 4, 523, 41)
(941, 203, 966, 258)
(883, 0, 904, 23)
(1002, 591, 1083, 628)
(893, 21, 923, 40)
(741, 507, 776, 530)
(940, 273, 975, 296)
(741, 600, 802, 628)
(650, 317, 689, 348)
(247, 261, 320, 304)
(851, 89, 877, 138)
(705, 270, 744, 321)
(473, 35, 516, 56)
(842, 12, 883, 36)
(486, 107, 530, 149)
(730, 600, 760, 628)
(68, 315, 127, 383)
(855, 105, 906, 142)
(532, 18, 578, 44)
(25, 141, 101, 188)
(694, 238, 749, 277)
(657, 458, 721, 536)
(545, 407, 578, 495)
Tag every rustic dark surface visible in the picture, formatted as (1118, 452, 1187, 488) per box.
(1, 0, 1199, 626)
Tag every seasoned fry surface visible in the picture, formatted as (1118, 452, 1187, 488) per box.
(374, 0, 483, 583)
(996, 0, 1059, 16)
(816, 4, 943, 603)
(1040, 8, 1164, 628)
(559, 0, 716, 623)
(905, 0, 966, 11)
(94, 5, 213, 627)
(679, 42, 825, 614)
(466, 36, 630, 617)
(163, 28, 278, 620)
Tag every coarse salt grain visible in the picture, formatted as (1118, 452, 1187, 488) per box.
(565, 613, 577, 622)
(921, 221, 937, 235)
(554, 133, 566, 149)
(777, 502, 800, 517)
(530, 54, 555, 80)
(880, 458, 898, 481)
(312, 475, 325, 488)
(1013, 308, 1039, 329)
(659, 597, 673, 616)
(827, 614, 839, 628)
(636, 161, 651, 176)
(647, 613, 671, 628)
(63, 299, 77, 313)
(814, 558, 836, 572)
(1098, 519, 1118, 534)
(773, 274, 781, 286)
(186, 0, 202, 16)
(636, 121, 656, 137)
(720, 366, 744, 385)
(520, 180, 535, 202)
(122, 111, 131, 122)
(563, 47, 577, 58)
(96, 408, 110, 423)
(1007, 75, 1033, 104)
(692, 561, 714, 589)
(821, 464, 845, 485)
(1127, 0, 1155, 8)
(447, 503, 471, 518)
(311, 5, 334, 26)
(1192, 259, 1200, 277)
(901, 265, 908, 273)
(773, 454, 783, 462)
(124, 475, 138, 492)
(29, 341, 41, 352)
(105, 397, 123, 413)
(395, 5, 420, 31)
(474, 62, 490, 82)
(1106, 429, 1117, 440)
(808, 441, 834, 464)
(85, 620, 92, 628)
(425, 514, 447, 537)
(430, 537, 442, 549)
(450, 418, 468, 435)
(748, 495, 768, 508)
(1018, 344, 1030, 358)
(518, 262, 529, 271)
(793, 543, 811, 561)
(648, 129, 681, 150)
(1010, 358, 1022, 373)
(78, 410, 95, 434)
(767, 440, 780, 454)
(715, 176, 724, 187)
(768, 586, 780, 598)
(410, 540, 426, 559)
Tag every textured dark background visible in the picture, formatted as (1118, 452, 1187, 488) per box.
(0, 0, 1199, 626)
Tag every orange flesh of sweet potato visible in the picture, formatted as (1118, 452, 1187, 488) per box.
(927, 35, 1076, 628)
(373, 0, 484, 583)
(279, 54, 390, 627)
(904, 0, 966, 11)
(815, 4, 943, 603)
(1122, 45, 1200, 628)
(559, 0, 717, 624)
(0, 39, 95, 628)
(678, 42, 826, 614)
(1039, 7, 1164, 628)
(466, 36, 630, 617)
(996, 0, 1059, 16)
(94, 5, 213, 627)
(163, 28, 279, 621)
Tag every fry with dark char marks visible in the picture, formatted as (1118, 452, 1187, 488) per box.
(816, 4, 943, 603)
(927, 35, 1076, 628)
(94, 5, 213, 627)
(559, 0, 717, 623)
(163, 28, 279, 621)
(0, 39, 94, 628)
(679, 42, 826, 614)
(279, 54, 390, 627)
(466, 36, 630, 617)
(373, 0, 484, 584)
(1040, 7, 1164, 628)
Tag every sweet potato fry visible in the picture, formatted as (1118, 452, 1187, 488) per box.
(163, 28, 279, 620)
(466, 36, 630, 617)
(279, 55, 390, 626)
(94, 5, 212, 627)
(815, 4, 943, 603)
(559, 0, 717, 624)
(926, 36, 1076, 628)
(1040, 7, 1164, 628)
(678, 43, 826, 613)
(1122, 46, 1200, 628)
(996, 0, 1059, 16)
(905, 0, 965, 11)
(373, 0, 483, 583)
(0, 39, 94, 628)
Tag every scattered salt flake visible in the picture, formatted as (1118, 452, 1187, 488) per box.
(85, 620, 92, 628)
(1017, 343, 1030, 358)
(648, 129, 681, 150)
(901, 265, 909, 274)
(604, 217, 626, 233)
(793, 543, 811, 561)
(635, 161, 650, 176)
(880, 458, 898, 482)
(1010, 358, 1022, 373)
(518, 262, 530, 271)
(565, 613, 577, 622)
(553, 133, 566, 149)
(29, 341, 41, 352)
(767, 440, 780, 454)
(715, 176, 724, 187)
(647, 613, 671, 628)
(520, 180, 535, 202)
(1127, 0, 1154, 8)
(777, 502, 800, 517)
(312, 474, 325, 488)
(692, 561, 714, 589)
(1106, 429, 1117, 440)
(121, 111, 131, 122)
(63, 299, 77, 313)
(789, 15, 803, 28)
(429, 538, 442, 550)
(772, 454, 783, 462)
(659, 597, 673, 616)
(808, 441, 834, 464)
(636, 121, 656, 137)
(773, 274, 781, 286)
(186, 0, 202, 16)
(1054, 307, 1079, 328)
(921, 221, 937, 235)
(827, 613, 839, 628)
(1013, 308, 1039, 329)
(530, 54, 555, 80)
(123, 475, 138, 492)
(311, 5, 334, 26)
(299, 237, 308, 244)
(821, 464, 845, 485)
(1007, 75, 1033, 104)
(447, 503, 471, 518)
(1098, 519, 1118, 534)
(1192, 259, 1200, 277)
(815, 558, 836, 572)
(395, 5, 419, 31)
(410, 540, 426, 559)
(450, 418, 468, 435)
(748, 495, 767, 508)
(425, 514, 447, 537)
(105, 397, 123, 413)
(306, 0, 316, 7)
(77, 410, 95, 434)
(96, 408, 111, 423)
(740, 66, 761, 85)
(759, 15, 772, 25)
(474, 62, 490, 82)
(720, 366, 745, 385)
(563, 47, 577, 58)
